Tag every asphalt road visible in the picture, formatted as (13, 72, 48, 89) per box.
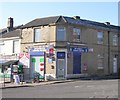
(2, 79, 118, 98)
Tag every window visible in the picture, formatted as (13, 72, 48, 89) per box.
(113, 34, 118, 46)
(97, 32, 104, 44)
(97, 54, 104, 69)
(34, 28, 41, 42)
(57, 27, 66, 41)
(113, 57, 117, 73)
(13, 40, 19, 53)
(0, 45, 3, 54)
(0, 41, 4, 54)
(73, 28, 81, 41)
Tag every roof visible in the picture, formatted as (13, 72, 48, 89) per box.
(1, 29, 21, 38)
(21, 16, 60, 28)
(21, 16, 120, 32)
(0, 25, 23, 38)
(64, 16, 120, 31)
(0, 28, 7, 36)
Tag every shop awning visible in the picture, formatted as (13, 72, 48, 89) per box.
(0, 60, 19, 67)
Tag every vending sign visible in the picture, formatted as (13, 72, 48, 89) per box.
(19, 53, 30, 68)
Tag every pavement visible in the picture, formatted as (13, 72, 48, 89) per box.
(0, 74, 119, 89)
(0, 80, 74, 89)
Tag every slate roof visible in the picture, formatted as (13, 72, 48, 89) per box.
(64, 16, 120, 31)
(21, 16, 120, 32)
(1, 29, 21, 38)
(0, 28, 7, 35)
(0, 25, 23, 38)
(21, 16, 60, 28)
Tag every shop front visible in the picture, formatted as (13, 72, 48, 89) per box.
(30, 52, 45, 81)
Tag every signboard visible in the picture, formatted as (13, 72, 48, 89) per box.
(71, 47, 93, 53)
(19, 53, 30, 68)
(30, 52, 45, 80)
(31, 56, 45, 80)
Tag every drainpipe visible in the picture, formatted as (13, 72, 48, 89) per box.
(108, 31, 110, 74)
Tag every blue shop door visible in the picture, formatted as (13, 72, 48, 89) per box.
(73, 51, 81, 74)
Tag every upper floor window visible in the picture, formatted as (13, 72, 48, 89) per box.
(13, 40, 19, 53)
(97, 32, 104, 44)
(34, 28, 41, 42)
(73, 28, 81, 41)
(0, 41, 4, 54)
(113, 34, 118, 46)
(57, 27, 66, 41)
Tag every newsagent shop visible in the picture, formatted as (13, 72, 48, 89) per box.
(20, 16, 119, 81)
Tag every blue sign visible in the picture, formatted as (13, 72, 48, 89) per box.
(71, 47, 88, 53)
(57, 52, 65, 59)
(30, 52, 44, 56)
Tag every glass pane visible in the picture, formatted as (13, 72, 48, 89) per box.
(113, 35, 118, 46)
(97, 32, 103, 38)
(35, 29, 41, 42)
(13, 40, 19, 53)
(73, 28, 80, 41)
(57, 27, 66, 41)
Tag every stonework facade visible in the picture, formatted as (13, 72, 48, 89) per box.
(20, 16, 120, 80)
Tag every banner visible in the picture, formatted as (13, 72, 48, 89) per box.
(19, 53, 30, 68)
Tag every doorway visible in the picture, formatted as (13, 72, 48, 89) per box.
(57, 52, 66, 79)
(73, 51, 81, 74)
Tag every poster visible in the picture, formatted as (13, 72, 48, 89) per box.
(19, 53, 30, 68)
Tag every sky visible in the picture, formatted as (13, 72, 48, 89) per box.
(0, 2, 119, 29)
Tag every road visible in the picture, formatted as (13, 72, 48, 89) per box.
(2, 79, 118, 98)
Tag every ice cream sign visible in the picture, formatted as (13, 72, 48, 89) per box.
(30, 52, 45, 80)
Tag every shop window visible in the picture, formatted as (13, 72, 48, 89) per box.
(57, 27, 66, 41)
(113, 34, 118, 46)
(97, 32, 104, 44)
(97, 54, 104, 69)
(73, 28, 81, 41)
(34, 28, 41, 42)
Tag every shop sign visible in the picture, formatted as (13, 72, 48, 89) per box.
(71, 47, 93, 53)
(19, 53, 30, 68)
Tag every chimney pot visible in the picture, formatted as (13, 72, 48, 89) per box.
(73, 16, 80, 20)
(104, 22, 110, 25)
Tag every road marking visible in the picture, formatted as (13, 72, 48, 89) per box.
(87, 85, 94, 88)
(75, 86, 79, 88)
(74, 86, 83, 88)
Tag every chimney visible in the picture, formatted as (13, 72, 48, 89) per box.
(73, 16, 80, 20)
(7, 17, 13, 32)
(104, 22, 110, 25)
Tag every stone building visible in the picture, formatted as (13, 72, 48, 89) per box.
(21, 16, 120, 80)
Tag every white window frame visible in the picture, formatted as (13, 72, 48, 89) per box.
(73, 28, 81, 41)
(13, 40, 19, 53)
(57, 27, 66, 41)
(34, 28, 41, 42)
(97, 54, 104, 69)
(97, 32, 104, 44)
(113, 34, 118, 46)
